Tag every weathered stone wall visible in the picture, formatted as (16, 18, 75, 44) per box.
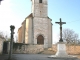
(13, 44, 44, 54)
(32, 0, 52, 48)
(33, 17, 49, 48)
(13, 44, 80, 54)
(18, 26, 22, 43)
(66, 45, 80, 54)
(32, 0, 47, 17)
(49, 44, 80, 55)
(0, 38, 5, 54)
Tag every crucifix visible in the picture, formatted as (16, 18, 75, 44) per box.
(55, 18, 66, 42)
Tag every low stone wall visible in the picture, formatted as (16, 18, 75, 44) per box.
(66, 45, 80, 54)
(0, 38, 5, 54)
(13, 44, 44, 54)
(13, 44, 80, 54)
(49, 44, 80, 55)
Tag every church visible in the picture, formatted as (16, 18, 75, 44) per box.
(18, 0, 53, 48)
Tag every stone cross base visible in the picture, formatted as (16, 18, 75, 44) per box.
(48, 42, 78, 59)
(55, 42, 68, 57)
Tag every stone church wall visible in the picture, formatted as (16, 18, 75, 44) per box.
(33, 17, 51, 48)
(47, 18, 52, 47)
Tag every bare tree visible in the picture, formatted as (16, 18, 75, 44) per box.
(62, 28, 79, 44)
(0, 31, 5, 39)
(0, 31, 10, 41)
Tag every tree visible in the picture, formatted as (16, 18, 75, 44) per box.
(62, 28, 79, 44)
(0, 31, 5, 39)
(0, 31, 10, 41)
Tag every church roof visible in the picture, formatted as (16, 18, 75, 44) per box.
(25, 13, 33, 19)
(22, 13, 33, 25)
(18, 26, 22, 31)
(47, 16, 52, 21)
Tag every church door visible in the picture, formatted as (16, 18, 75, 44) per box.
(37, 35, 44, 44)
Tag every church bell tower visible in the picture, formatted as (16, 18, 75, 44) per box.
(30, 0, 52, 48)
(31, 0, 48, 17)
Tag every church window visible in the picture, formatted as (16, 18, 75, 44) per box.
(39, 0, 42, 3)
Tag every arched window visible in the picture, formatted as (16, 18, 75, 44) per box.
(37, 35, 44, 44)
(39, 0, 42, 3)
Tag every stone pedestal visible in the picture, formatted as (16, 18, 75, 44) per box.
(55, 42, 68, 57)
(48, 42, 78, 59)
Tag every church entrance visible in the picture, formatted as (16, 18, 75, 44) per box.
(37, 35, 44, 44)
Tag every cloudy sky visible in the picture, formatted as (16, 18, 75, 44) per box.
(0, 0, 80, 43)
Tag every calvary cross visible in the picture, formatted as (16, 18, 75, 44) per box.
(55, 18, 66, 42)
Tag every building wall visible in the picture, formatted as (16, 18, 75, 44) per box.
(18, 27, 22, 43)
(25, 18, 29, 44)
(48, 18, 52, 47)
(25, 17, 32, 44)
(22, 20, 26, 43)
(28, 17, 33, 44)
(33, 17, 52, 48)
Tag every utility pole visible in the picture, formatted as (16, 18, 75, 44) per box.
(8, 25, 15, 60)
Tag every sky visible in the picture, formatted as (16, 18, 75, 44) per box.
(0, 0, 80, 43)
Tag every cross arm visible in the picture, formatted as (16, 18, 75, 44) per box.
(62, 22, 66, 24)
(55, 22, 66, 24)
(55, 22, 60, 24)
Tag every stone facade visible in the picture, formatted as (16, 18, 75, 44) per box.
(18, 27, 22, 43)
(33, 17, 52, 48)
(31, 0, 47, 17)
(18, 0, 52, 48)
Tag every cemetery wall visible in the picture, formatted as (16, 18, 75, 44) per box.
(13, 44, 44, 54)
(50, 44, 80, 55)
(13, 44, 80, 54)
